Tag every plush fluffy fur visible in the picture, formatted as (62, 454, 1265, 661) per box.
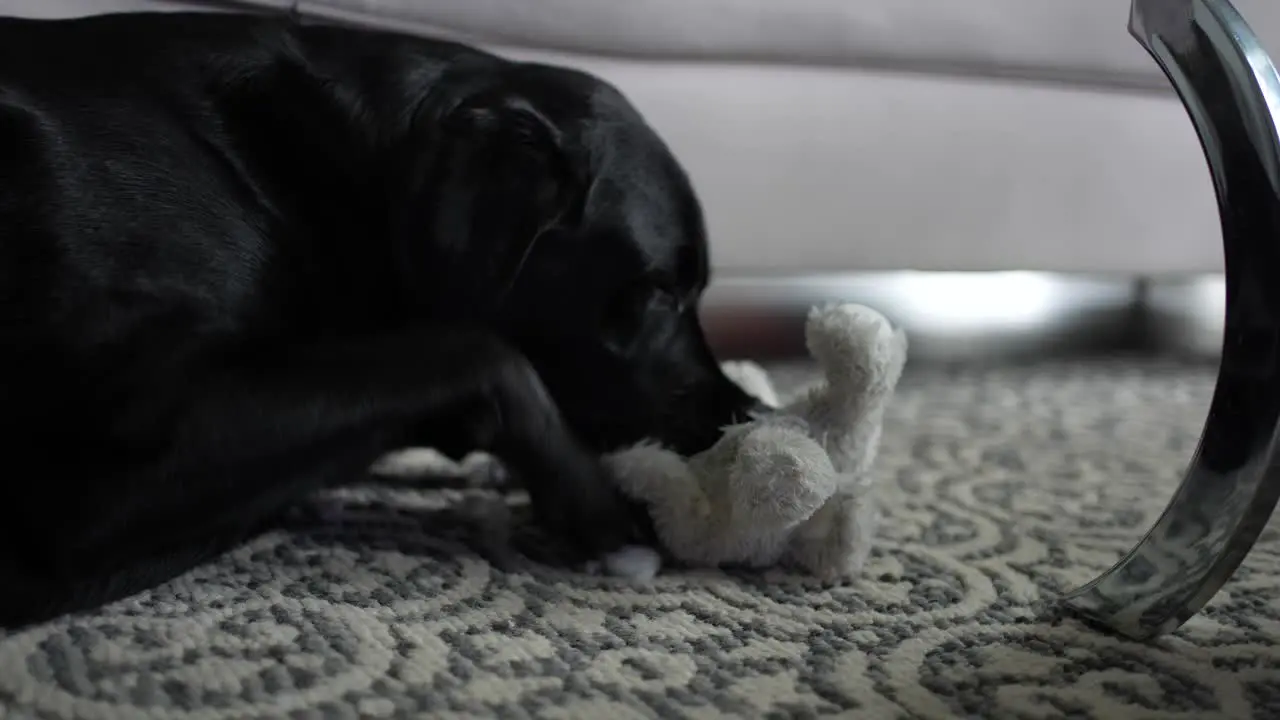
(603, 304, 908, 581)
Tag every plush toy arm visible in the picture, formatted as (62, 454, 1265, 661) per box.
(680, 422, 840, 568)
(785, 303, 907, 475)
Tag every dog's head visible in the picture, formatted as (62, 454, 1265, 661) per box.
(399, 61, 761, 455)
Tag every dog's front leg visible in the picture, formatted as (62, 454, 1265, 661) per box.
(176, 324, 637, 551)
(0, 324, 635, 627)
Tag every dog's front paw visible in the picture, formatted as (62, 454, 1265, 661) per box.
(528, 449, 654, 564)
(598, 545, 663, 581)
(369, 448, 508, 488)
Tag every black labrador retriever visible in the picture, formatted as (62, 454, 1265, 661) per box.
(0, 11, 760, 627)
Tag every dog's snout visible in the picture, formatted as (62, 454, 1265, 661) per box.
(721, 395, 769, 427)
(744, 397, 773, 420)
(668, 375, 766, 455)
(722, 373, 769, 418)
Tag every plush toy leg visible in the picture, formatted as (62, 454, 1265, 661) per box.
(606, 423, 840, 569)
(786, 488, 882, 581)
(696, 422, 838, 530)
(694, 423, 841, 567)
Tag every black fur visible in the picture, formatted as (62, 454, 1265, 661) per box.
(0, 11, 759, 627)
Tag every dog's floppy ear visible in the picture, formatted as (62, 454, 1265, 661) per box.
(393, 83, 587, 311)
(440, 89, 584, 232)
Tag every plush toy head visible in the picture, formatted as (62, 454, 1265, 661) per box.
(602, 303, 908, 581)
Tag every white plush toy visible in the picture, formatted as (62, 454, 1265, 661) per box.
(602, 303, 908, 581)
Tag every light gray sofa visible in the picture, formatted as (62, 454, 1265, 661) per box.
(5, 0, 1279, 278)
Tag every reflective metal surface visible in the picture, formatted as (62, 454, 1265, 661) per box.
(1061, 0, 1280, 640)
(702, 272, 1144, 361)
(1144, 274, 1228, 358)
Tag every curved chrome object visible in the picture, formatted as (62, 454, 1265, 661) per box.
(1061, 0, 1280, 640)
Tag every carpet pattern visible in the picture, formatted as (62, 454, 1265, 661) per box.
(2, 359, 1278, 719)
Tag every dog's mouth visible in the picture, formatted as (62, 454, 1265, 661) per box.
(668, 394, 772, 456)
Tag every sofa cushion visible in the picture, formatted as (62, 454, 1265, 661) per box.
(9, 0, 1278, 91)
(249, 0, 1280, 91)
(0, 0, 226, 16)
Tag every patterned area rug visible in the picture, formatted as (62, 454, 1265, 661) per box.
(2, 358, 1278, 720)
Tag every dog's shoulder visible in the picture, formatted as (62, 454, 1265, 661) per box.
(0, 12, 497, 346)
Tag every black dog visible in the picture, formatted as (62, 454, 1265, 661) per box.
(0, 11, 759, 627)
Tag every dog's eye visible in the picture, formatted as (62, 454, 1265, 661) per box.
(651, 288, 680, 313)
(600, 284, 678, 354)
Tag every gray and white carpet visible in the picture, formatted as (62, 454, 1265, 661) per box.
(2, 359, 1278, 719)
